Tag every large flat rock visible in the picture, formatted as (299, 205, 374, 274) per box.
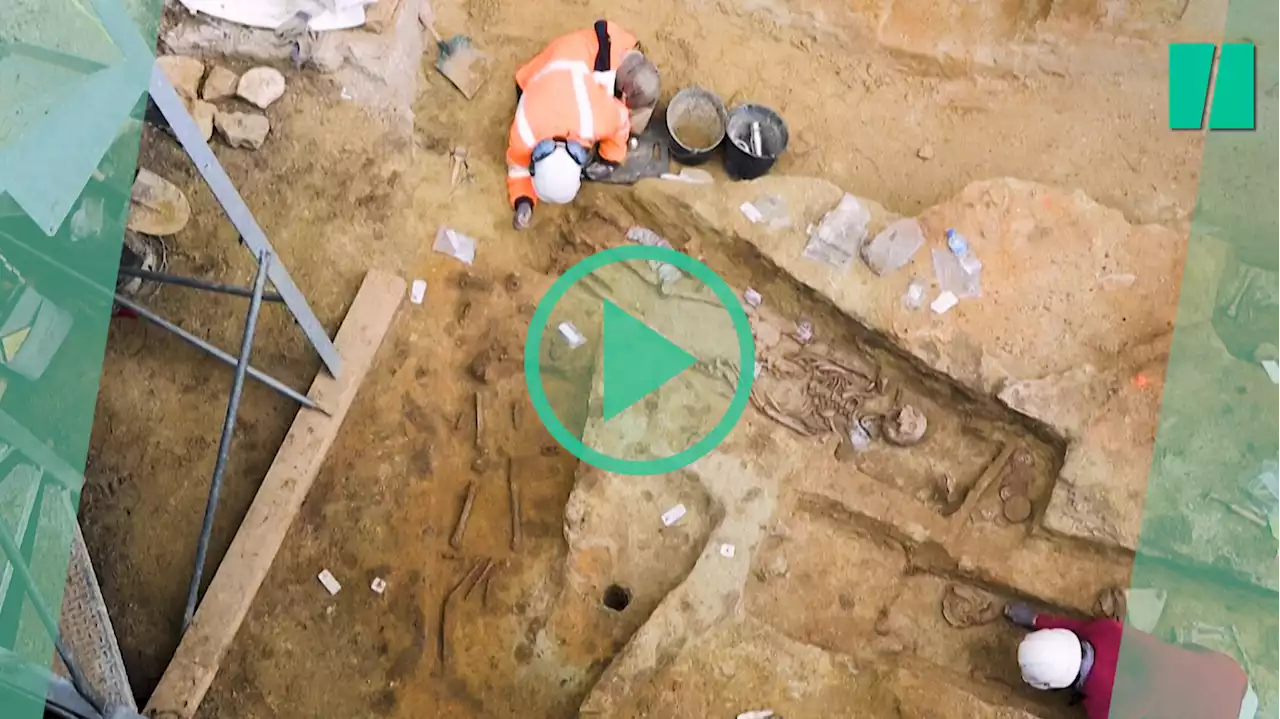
(587, 175, 1274, 588)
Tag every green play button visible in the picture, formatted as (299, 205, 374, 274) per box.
(524, 245, 755, 476)
(601, 299, 697, 422)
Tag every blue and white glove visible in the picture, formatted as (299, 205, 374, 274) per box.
(1004, 602, 1037, 628)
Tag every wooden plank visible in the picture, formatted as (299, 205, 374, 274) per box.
(144, 270, 405, 719)
(363, 0, 403, 33)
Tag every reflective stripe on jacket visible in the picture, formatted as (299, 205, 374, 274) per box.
(505, 59, 631, 208)
(515, 21, 639, 99)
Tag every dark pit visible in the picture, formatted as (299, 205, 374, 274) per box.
(602, 584, 632, 612)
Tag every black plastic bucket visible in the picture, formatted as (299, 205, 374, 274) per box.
(665, 87, 727, 166)
(723, 104, 788, 180)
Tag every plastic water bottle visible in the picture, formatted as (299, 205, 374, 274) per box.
(944, 229, 982, 297)
(946, 229, 982, 274)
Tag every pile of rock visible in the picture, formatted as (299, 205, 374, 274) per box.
(156, 56, 288, 151)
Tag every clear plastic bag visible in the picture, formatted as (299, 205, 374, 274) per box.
(932, 248, 981, 299)
(862, 218, 924, 276)
(802, 194, 870, 271)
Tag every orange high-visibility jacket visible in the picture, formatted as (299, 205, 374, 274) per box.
(515, 21, 640, 96)
(506, 60, 631, 208)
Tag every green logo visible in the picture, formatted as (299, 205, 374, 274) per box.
(599, 299, 698, 421)
(523, 246, 755, 475)
(1169, 43, 1256, 130)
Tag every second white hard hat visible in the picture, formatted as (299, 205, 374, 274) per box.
(1018, 629, 1083, 691)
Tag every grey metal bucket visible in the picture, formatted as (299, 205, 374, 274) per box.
(665, 87, 727, 166)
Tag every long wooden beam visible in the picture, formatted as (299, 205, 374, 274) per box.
(144, 270, 405, 718)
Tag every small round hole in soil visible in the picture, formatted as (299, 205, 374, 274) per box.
(602, 584, 632, 612)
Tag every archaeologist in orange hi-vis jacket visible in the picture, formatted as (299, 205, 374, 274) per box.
(507, 22, 660, 231)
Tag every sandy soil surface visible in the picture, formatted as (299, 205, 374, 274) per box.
(71, 0, 1276, 716)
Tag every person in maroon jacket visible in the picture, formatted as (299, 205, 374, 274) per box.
(1003, 602, 1259, 719)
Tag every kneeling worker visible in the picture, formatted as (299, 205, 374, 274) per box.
(1005, 601, 1258, 718)
(506, 33, 637, 230)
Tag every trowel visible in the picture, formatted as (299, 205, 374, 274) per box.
(422, 21, 491, 100)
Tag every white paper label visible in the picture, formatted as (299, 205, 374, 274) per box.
(931, 291, 959, 314)
(661, 504, 687, 527)
(557, 322, 587, 348)
(318, 569, 342, 596)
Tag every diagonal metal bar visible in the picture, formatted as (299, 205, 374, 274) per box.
(5, 42, 111, 75)
(182, 251, 269, 632)
(85, 0, 160, 69)
(147, 65, 343, 379)
(112, 294, 321, 412)
(116, 266, 286, 303)
(0, 514, 105, 714)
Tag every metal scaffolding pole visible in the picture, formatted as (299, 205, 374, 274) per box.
(111, 294, 321, 412)
(182, 251, 270, 631)
(116, 266, 287, 303)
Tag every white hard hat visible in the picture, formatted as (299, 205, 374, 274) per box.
(532, 146, 583, 205)
(1018, 629, 1083, 690)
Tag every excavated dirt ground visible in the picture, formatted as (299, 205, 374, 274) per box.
(73, 0, 1279, 717)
